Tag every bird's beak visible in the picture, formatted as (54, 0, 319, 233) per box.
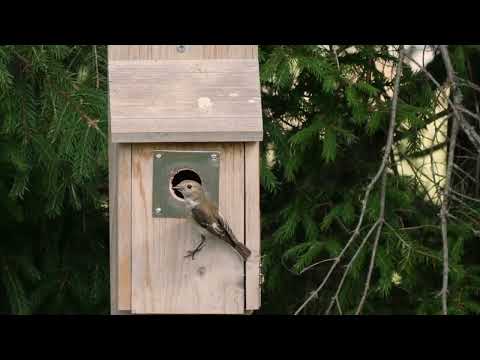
(172, 185, 183, 191)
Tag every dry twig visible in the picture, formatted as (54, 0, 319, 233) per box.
(403, 53, 480, 152)
(355, 171, 387, 314)
(438, 45, 461, 315)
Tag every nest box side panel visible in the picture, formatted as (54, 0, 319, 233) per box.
(108, 139, 119, 314)
(245, 142, 261, 310)
(116, 144, 132, 311)
(131, 143, 245, 314)
(109, 141, 133, 314)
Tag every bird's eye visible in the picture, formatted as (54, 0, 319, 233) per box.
(187, 184, 192, 189)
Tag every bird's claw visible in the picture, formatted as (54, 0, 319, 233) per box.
(184, 250, 198, 260)
(184, 236, 206, 260)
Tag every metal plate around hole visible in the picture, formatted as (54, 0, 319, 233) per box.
(152, 150, 220, 218)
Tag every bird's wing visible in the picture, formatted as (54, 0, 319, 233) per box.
(190, 204, 238, 247)
(214, 212, 240, 245)
(191, 205, 226, 238)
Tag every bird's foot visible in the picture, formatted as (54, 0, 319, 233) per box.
(184, 235, 207, 260)
(184, 242, 206, 260)
(184, 249, 200, 260)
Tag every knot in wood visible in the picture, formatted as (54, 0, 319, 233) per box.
(197, 266, 206, 276)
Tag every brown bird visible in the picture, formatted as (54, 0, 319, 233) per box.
(173, 180, 251, 261)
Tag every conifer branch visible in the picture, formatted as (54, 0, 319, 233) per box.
(384, 221, 443, 263)
(395, 110, 450, 143)
(60, 90, 101, 132)
(13, 50, 103, 134)
(294, 46, 405, 315)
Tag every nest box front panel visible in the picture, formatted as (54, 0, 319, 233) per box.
(131, 143, 245, 314)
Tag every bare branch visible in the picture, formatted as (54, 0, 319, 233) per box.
(438, 45, 461, 315)
(399, 224, 440, 231)
(299, 258, 336, 274)
(453, 164, 478, 184)
(457, 77, 480, 94)
(336, 297, 343, 315)
(451, 189, 480, 204)
(93, 45, 100, 89)
(356, 171, 387, 314)
(457, 105, 480, 123)
(325, 221, 381, 315)
(330, 45, 340, 71)
(403, 53, 480, 152)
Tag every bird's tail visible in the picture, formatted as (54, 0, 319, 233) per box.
(233, 241, 252, 261)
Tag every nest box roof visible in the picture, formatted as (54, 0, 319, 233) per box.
(108, 46, 263, 143)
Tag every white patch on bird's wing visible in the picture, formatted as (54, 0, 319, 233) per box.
(211, 222, 224, 236)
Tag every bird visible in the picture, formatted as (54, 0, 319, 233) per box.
(172, 180, 252, 261)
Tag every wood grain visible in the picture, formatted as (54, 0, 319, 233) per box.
(108, 45, 257, 61)
(131, 143, 245, 314)
(244, 142, 261, 310)
(108, 59, 263, 143)
(108, 136, 118, 314)
(109, 119, 132, 314)
(117, 144, 132, 310)
(111, 131, 262, 144)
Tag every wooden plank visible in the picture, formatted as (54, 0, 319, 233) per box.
(112, 131, 263, 144)
(108, 136, 118, 314)
(117, 144, 132, 310)
(131, 143, 245, 314)
(109, 59, 259, 73)
(244, 142, 261, 310)
(108, 59, 263, 143)
(108, 45, 257, 61)
(109, 123, 132, 314)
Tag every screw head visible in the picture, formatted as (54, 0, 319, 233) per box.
(176, 45, 186, 53)
(154, 208, 162, 215)
(210, 154, 218, 160)
(155, 153, 162, 159)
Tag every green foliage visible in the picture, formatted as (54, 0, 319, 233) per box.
(0, 46, 109, 314)
(258, 45, 480, 315)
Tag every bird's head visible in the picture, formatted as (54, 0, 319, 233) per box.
(172, 180, 204, 201)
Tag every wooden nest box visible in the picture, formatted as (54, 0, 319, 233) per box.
(108, 45, 263, 314)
